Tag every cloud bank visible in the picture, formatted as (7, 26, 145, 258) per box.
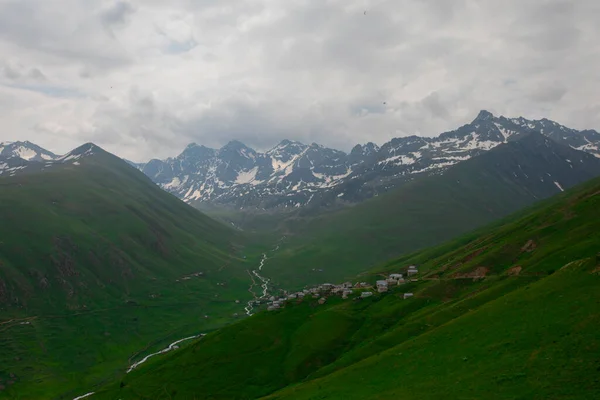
(0, 0, 598, 161)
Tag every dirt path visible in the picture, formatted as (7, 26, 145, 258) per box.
(126, 334, 204, 373)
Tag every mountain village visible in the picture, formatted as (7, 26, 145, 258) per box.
(265, 265, 419, 311)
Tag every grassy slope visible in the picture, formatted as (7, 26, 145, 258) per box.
(268, 260, 600, 400)
(0, 145, 257, 399)
(265, 133, 600, 289)
(94, 161, 600, 399)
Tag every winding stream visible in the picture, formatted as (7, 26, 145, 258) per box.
(72, 239, 286, 399)
(244, 253, 270, 316)
(244, 239, 284, 316)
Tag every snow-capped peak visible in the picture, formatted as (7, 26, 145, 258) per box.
(0, 140, 58, 161)
(140, 111, 600, 210)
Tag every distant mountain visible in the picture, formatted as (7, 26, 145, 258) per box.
(0, 142, 102, 177)
(264, 132, 600, 288)
(134, 111, 600, 210)
(0, 140, 57, 162)
(5, 111, 600, 210)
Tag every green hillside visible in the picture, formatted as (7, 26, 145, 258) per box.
(265, 133, 600, 289)
(94, 169, 600, 399)
(0, 144, 255, 399)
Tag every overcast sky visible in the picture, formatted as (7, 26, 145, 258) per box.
(0, 0, 598, 161)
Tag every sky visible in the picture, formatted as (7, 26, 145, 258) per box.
(0, 0, 599, 162)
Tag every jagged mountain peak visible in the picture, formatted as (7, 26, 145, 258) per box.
(279, 139, 303, 146)
(474, 109, 494, 122)
(180, 143, 216, 159)
(128, 112, 600, 210)
(269, 139, 306, 152)
(351, 142, 379, 156)
(221, 140, 250, 151)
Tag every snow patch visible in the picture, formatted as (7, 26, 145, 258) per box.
(164, 177, 182, 190)
(235, 166, 259, 184)
(378, 152, 421, 166)
(12, 146, 37, 160)
(411, 161, 456, 174)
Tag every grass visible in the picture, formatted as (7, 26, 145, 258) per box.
(266, 260, 600, 400)
(0, 145, 260, 398)
(93, 167, 600, 399)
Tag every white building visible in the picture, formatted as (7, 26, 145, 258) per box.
(407, 266, 419, 276)
(361, 292, 373, 298)
(376, 280, 388, 293)
(403, 293, 414, 299)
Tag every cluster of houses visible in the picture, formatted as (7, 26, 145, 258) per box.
(266, 266, 419, 311)
(375, 266, 419, 293)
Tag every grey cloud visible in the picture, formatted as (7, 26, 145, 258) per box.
(0, 1, 131, 69)
(1, 61, 46, 82)
(100, 1, 136, 27)
(0, 0, 599, 161)
(2, 63, 21, 80)
(529, 85, 567, 103)
(421, 91, 450, 120)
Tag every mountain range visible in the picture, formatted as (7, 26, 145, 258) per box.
(134, 110, 600, 210)
(3, 111, 600, 212)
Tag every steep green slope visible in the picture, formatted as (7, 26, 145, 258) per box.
(94, 161, 600, 400)
(266, 133, 600, 288)
(0, 144, 254, 398)
(267, 260, 599, 400)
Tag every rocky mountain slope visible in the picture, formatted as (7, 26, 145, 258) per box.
(136, 110, 600, 210)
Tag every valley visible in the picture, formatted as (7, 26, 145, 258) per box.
(91, 172, 600, 399)
(1, 115, 600, 399)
